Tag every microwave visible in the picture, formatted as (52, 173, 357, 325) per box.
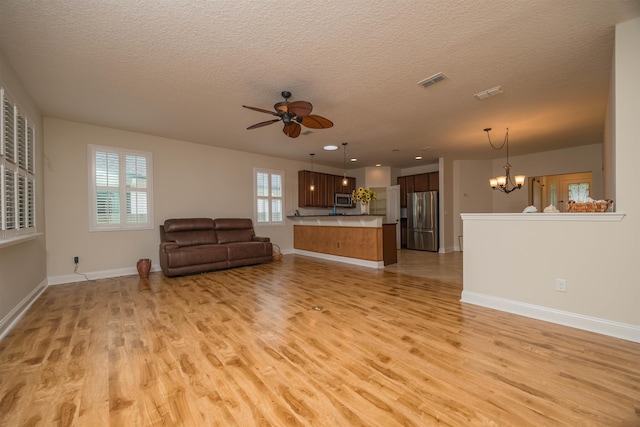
(334, 192, 352, 207)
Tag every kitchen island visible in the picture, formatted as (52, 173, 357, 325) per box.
(287, 215, 396, 268)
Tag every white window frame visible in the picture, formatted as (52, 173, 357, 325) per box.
(254, 168, 284, 226)
(88, 144, 154, 231)
(1, 86, 37, 241)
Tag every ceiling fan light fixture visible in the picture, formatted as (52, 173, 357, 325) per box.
(243, 90, 333, 138)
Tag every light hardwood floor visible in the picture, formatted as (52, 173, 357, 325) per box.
(1, 252, 638, 426)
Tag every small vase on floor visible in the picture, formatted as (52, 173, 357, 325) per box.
(137, 258, 151, 279)
(360, 203, 369, 215)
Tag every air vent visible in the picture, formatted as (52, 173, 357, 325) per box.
(417, 72, 447, 88)
(474, 86, 503, 100)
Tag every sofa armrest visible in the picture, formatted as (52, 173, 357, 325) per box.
(160, 241, 180, 251)
(253, 236, 270, 242)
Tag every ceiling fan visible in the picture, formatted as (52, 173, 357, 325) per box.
(243, 91, 334, 138)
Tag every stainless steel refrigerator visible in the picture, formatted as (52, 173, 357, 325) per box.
(407, 191, 438, 251)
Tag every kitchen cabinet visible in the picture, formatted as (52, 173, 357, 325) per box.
(398, 171, 439, 205)
(298, 170, 356, 208)
(405, 175, 415, 196)
(318, 173, 329, 207)
(298, 170, 316, 207)
(400, 218, 407, 248)
(414, 173, 429, 192)
(383, 223, 398, 265)
(398, 171, 439, 245)
(428, 172, 439, 191)
(398, 176, 407, 208)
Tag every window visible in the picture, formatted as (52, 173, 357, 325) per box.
(88, 144, 153, 231)
(1, 87, 36, 240)
(255, 168, 284, 225)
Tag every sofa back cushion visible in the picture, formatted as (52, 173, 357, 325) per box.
(163, 218, 217, 246)
(214, 218, 255, 243)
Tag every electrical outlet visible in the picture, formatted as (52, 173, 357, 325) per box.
(555, 278, 567, 292)
(74, 256, 79, 264)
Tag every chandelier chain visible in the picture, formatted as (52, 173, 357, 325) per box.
(485, 127, 508, 151)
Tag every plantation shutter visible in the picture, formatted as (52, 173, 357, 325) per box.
(255, 169, 284, 225)
(89, 145, 153, 231)
(0, 86, 37, 239)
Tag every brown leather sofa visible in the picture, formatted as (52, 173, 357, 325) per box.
(159, 218, 272, 277)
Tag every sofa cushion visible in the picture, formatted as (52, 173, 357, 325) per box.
(216, 228, 254, 244)
(165, 218, 214, 232)
(225, 241, 271, 260)
(164, 244, 228, 268)
(164, 218, 217, 246)
(214, 218, 254, 230)
(214, 218, 255, 243)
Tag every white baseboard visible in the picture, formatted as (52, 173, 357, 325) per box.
(461, 291, 640, 343)
(48, 265, 162, 286)
(293, 249, 384, 269)
(0, 279, 48, 340)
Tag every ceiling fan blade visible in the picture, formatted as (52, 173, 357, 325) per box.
(243, 105, 278, 116)
(283, 122, 302, 138)
(247, 119, 281, 130)
(287, 101, 313, 117)
(300, 115, 334, 129)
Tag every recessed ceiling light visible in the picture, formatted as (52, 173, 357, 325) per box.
(323, 145, 338, 151)
(415, 156, 423, 160)
(350, 158, 357, 162)
(376, 163, 382, 167)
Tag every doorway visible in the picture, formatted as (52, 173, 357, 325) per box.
(529, 172, 593, 212)
(370, 185, 401, 248)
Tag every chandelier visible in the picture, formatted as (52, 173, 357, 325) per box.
(485, 127, 525, 194)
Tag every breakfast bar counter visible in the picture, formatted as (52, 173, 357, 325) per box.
(287, 215, 396, 267)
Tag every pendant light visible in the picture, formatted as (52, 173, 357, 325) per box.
(485, 128, 525, 194)
(309, 153, 315, 191)
(341, 143, 348, 186)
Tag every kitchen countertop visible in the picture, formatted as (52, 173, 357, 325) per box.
(287, 214, 387, 228)
(287, 214, 385, 218)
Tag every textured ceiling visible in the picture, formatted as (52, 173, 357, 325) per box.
(1, 0, 639, 169)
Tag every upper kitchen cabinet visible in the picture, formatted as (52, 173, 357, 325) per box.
(298, 170, 356, 208)
(398, 171, 439, 206)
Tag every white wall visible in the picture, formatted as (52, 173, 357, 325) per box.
(43, 118, 321, 281)
(452, 143, 603, 250)
(461, 17, 640, 342)
(439, 157, 455, 252)
(399, 163, 439, 176)
(452, 159, 494, 250)
(0, 49, 46, 334)
(492, 144, 603, 213)
(364, 166, 391, 188)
